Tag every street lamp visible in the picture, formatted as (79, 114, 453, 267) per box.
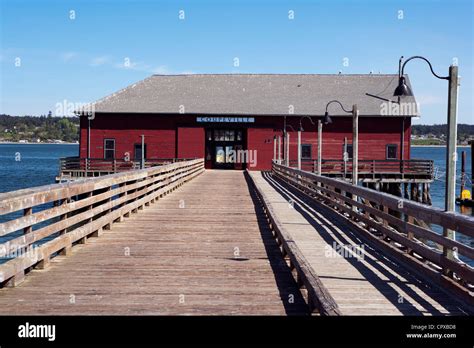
(323, 111, 333, 125)
(394, 55, 459, 268)
(324, 100, 359, 184)
(297, 116, 315, 170)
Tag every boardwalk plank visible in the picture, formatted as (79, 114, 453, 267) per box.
(0, 170, 308, 315)
(248, 171, 468, 316)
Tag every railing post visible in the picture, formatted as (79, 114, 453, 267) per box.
(23, 207, 32, 234)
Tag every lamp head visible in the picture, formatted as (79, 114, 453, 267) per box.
(323, 112, 333, 125)
(394, 76, 413, 97)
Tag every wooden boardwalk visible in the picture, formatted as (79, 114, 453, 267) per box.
(249, 171, 468, 315)
(0, 170, 308, 315)
(0, 161, 471, 316)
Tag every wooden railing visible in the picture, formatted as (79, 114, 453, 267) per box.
(287, 159, 434, 181)
(58, 157, 198, 179)
(272, 162, 474, 305)
(0, 159, 204, 287)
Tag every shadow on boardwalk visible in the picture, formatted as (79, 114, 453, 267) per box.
(261, 171, 468, 316)
(244, 172, 309, 316)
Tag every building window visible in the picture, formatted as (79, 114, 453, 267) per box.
(213, 129, 237, 141)
(386, 144, 398, 159)
(342, 144, 353, 160)
(301, 144, 312, 159)
(134, 143, 147, 161)
(104, 139, 115, 160)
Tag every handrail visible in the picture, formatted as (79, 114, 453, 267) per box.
(0, 159, 205, 287)
(287, 159, 434, 180)
(58, 157, 198, 179)
(272, 161, 474, 305)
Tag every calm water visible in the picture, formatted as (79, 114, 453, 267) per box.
(0, 144, 79, 263)
(411, 146, 472, 215)
(0, 144, 472, 264)
(0, 144, 78, 193)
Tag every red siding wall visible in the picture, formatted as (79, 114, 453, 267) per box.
(79, 114, 411, 170)
(284, 116, 411, 162)
(247, 128, 277, 171)
(80, 114, 177, 159)
(177, 127, 205, 158)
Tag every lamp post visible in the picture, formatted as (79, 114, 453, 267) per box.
(86, 111, 95, 173)
(141, 134, 145, 169)
(324, 101, 358, 184)
(394, 56, 459, 268)
(298, 116, 315, 170)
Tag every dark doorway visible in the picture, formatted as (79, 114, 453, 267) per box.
(134, 143, 147, 162)
(205, 129, 246, 169)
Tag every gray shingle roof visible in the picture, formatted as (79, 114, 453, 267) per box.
(86, 74, 419, 117)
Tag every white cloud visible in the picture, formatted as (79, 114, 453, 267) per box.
(90, 56, 110, 66)
(152, 65, 170, 74)
(89, 56, 177, 75)
(61, 52, 78, 62)
(114, 60, 172, 74)
(416, 94, 444, 106)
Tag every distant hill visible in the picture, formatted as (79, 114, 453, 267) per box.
(411, 124, 474, 141)
(0, 114, 79, 143)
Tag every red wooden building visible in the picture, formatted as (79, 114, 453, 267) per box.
(75, 74, 423, 175)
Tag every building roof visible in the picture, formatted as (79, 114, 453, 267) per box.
(84, 74, 419, 117)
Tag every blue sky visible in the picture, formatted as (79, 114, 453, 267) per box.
(0, 0, 472, 124)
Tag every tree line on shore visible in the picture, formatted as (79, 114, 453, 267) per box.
(0, 114, 79, 143)
(411, 124, 473, 145)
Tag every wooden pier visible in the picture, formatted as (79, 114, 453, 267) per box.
(0, 159, 472, 315)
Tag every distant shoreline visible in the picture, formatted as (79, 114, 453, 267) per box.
(0, 142, 78, 145)
(411, 145, 471, 148)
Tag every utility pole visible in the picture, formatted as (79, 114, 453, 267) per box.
(352, 104, 359, 186)
(273, 136, 277, 162)
(444, 65, 459, 266)
(343, 137, 348, 179)
(297, 130, 301, 170)
(277, 135, 282, 164)
(317, 120, 322, 175)
(352, 105, 359, 213)
(141, 135, 145, 169)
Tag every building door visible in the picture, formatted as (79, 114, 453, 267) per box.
(206, 129, 245, 169)
(134, 143, 147, 162)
